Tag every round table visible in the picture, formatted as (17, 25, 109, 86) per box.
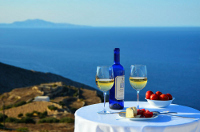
(74, 101, 200, 132)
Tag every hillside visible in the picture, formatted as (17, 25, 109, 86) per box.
(0, 62, 102, 131)
(0, 62, 99, 94)
(0, 82, 101, 132)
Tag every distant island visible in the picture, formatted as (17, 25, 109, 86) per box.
(0, 19, 91, 28)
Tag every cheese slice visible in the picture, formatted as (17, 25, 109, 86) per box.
(126, 107, 137, 118)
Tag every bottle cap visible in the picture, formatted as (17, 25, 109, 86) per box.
(114, 48, 120, 53)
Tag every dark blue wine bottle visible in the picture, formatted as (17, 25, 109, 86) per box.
(109, 48, 124, 110)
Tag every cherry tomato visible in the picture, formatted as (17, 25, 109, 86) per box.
(150, 94, 159, 100)
(137, 109, 143, 116)
(166, 93, 173, 100)
(141, 109, 146, 113)
(145, 109, 150, 113)
(146, 90, 153, 99)
(159, 94, 169, 100)
(155, 91, 162, 97)
(144, 111, 153, 118)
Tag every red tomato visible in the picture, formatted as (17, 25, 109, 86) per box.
(166, 93, 173, 100)
(143, 109, 153, 118)
(159, 94, 169, 100)
(144, 112, 153, 118)
(150, 94, 159, 100)
(155, 91, 162, 97)
(146, 91, 153, 99)
(137, 109, 144, 116)
(141, 109, 146, 113)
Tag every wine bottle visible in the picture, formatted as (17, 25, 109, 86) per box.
(109, 48, 125, 109)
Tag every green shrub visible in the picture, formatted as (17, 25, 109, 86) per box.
(52, 84, 57, 87)
(0, 123, 4, 127)
(48, 105, 58, 111)
(25, 112, 33, 117)
(42, 111, 47, 116)
(16, 127, 29, 132)
(3, 104, 13, 110)
(24, 111, 47, 119)
(13, 101, 26, 107)
(59, 101, 65, 107)
(38, 111, 47, 119)
(38, 114, 45, 119)
(59, 117, 74, 123)
(0, 101, 26, 110)
(70, 107, 77, 113)
(38, 117, 59, 123)
(5, 117, 19, 123)
(73, 92, 78, 97)
(0, 113, 8, 122)
(18, 113, 23, 118)
(19, 117, 35, 124)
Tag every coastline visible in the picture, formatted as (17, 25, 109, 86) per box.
(0, 62, 102, 96)
(0, 62, 103, 131)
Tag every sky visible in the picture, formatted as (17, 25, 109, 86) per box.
(0, 0, 200, 27)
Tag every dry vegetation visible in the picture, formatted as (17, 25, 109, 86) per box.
(0, 82, 102, 132)
(3, 102, 62, 118)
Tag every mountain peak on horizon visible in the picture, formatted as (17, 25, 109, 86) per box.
(18, 19, 49, 22)
(0, 19, 90, 28)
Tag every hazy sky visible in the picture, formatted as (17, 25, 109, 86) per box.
(0, 0, 200, 27)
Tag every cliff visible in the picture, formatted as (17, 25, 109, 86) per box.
(0, 62, 99, 94)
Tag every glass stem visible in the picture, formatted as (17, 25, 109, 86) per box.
(137, 90, 140, 109)
(103, 91, 106, 112)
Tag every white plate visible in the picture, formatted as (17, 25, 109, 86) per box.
(119, 112, 158, 121)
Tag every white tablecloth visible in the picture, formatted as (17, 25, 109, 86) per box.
(74, 101, 200, 132)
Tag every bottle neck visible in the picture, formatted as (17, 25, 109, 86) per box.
(114, 50, 120, 64)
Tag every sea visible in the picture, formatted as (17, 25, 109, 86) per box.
(0, 27, 200, 110)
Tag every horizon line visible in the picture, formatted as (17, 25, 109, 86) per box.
(0, 19, 200, 28)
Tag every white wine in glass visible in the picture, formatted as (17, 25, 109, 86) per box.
(96, 79, 114, 92)
(96, 66, 114, 114)
(130, 65, 147, 109)
(129, 77, 147, 91)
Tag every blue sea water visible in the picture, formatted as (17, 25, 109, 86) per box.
(0, 27, 200, 110)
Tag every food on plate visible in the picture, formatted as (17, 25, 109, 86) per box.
(166, 93, 173, 100)
(146, 91, 173, 100)
(126, 107, 137, 118)
(137, 109, 153, 118)
(137, 109, 144, 116)
(159, 94, 169, 100)
(143, 111, 153, 118)
(145, 90, 153, 99)
(150, 94, 159, 100)
(126, 107, 153, 118)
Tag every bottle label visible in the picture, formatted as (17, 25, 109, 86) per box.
(115, 76, 124, 100)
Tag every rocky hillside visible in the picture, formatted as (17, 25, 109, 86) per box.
(0, 62, 102, 132)
(0, 82, 101, 132)
(0, 62, 99, 94)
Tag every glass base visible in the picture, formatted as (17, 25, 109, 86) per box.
(137, 105, 139, 109)
(97, 110, 112, 114)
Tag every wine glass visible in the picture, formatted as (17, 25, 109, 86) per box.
(129, 65, 147, 109)
(96, 66, 114, 114)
